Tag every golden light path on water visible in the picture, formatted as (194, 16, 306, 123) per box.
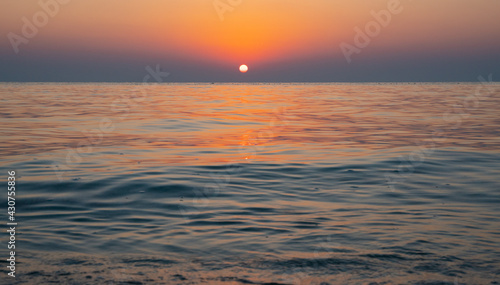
(0, 83, 499, 284)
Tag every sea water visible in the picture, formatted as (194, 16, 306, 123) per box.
(0, 83, 499, 284)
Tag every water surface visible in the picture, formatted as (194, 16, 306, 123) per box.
(0, 83, 499, 284)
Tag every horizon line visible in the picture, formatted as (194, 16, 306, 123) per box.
(1, 81, 499, 84)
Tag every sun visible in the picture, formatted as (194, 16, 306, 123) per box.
(239, 64, 248, 73)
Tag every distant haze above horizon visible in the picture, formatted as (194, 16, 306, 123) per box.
(1, 0, 499, 82)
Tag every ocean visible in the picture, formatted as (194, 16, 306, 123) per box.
(0, 83, 499, 284)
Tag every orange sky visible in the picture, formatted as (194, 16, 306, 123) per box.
(1, 0, 499, 81)
(2, 0, 499, 59)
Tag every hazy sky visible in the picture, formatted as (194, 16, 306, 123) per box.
(1, 0, 499, 82)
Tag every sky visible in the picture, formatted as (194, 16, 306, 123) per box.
(1, 0, 499, 82)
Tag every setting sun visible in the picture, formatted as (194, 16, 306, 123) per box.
(239, 64, 248, 73)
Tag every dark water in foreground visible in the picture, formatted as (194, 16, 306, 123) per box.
(0, 83, 499, 284)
